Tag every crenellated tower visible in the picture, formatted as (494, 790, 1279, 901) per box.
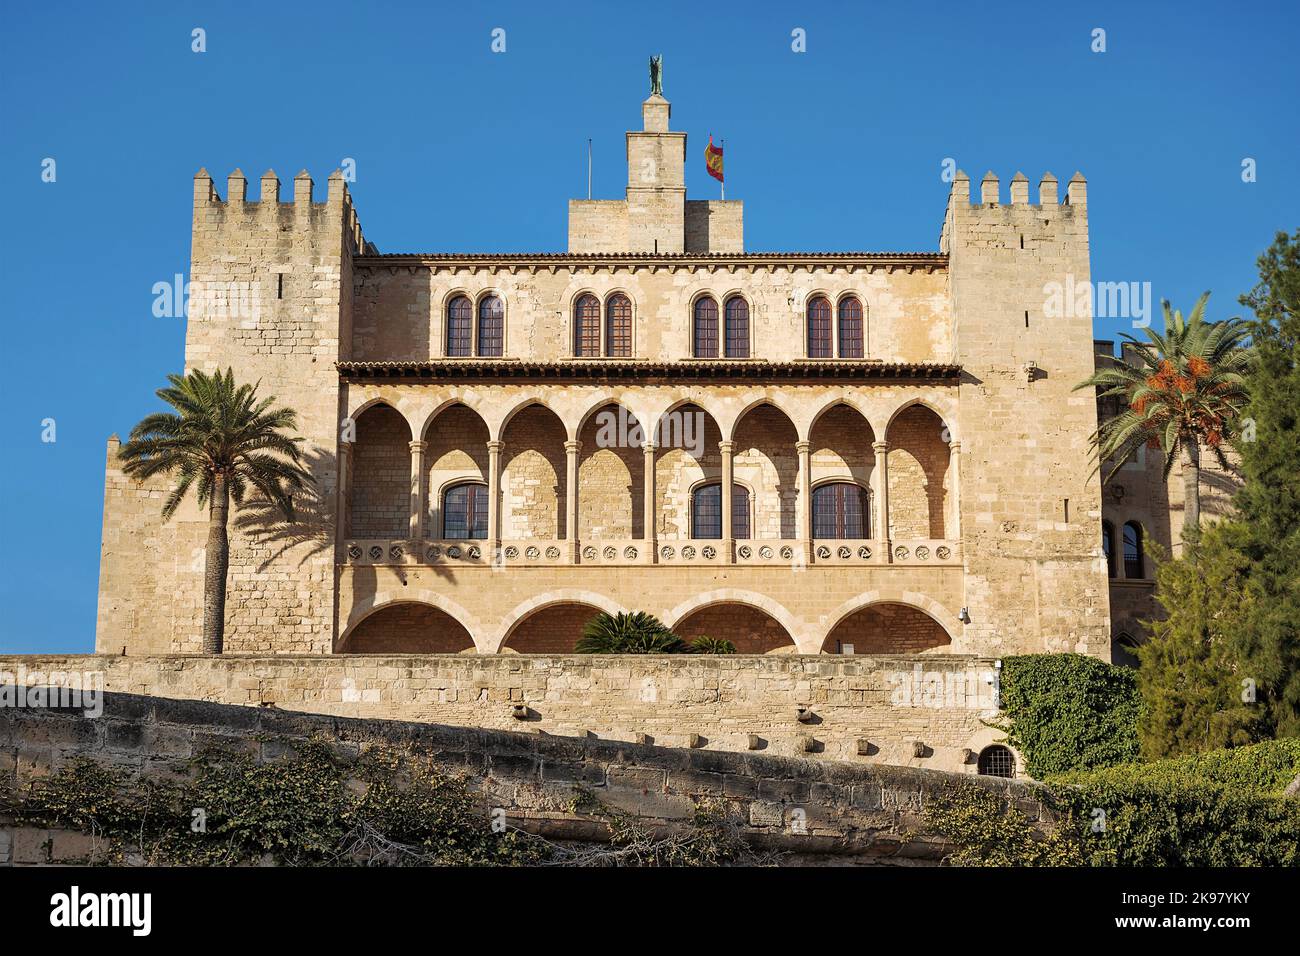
(97, 167, 365, 654)
(941, 168, 1110, 656)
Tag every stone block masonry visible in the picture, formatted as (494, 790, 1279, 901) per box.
(1, 654, 1012, 773)
(0, 691, 1048, 864)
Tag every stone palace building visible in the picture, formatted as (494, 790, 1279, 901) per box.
(95, 84, 1186, 666)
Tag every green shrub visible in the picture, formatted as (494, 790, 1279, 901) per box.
(575, 611, 684, 654)
(993, 653, 1142, 779)
(688, 636, 736, 655)
(1052, 738, 1300, 794)
(924, 782, 1083, 866)
(1056, 778, 1300, 867)
(926, 742, 1300, 867)
(12, 744, 545, 866)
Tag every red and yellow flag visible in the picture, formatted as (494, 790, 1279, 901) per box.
(705, 135, 724, 183)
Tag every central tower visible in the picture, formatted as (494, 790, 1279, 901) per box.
(568, 88, 743, 254)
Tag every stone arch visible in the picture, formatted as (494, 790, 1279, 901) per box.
(338, 602, 475, 654)
(809, 402, 877, 513)
(413, 395, 492, 443)
(731, 402, 798, 538)
(673, 603, 797, 654)
(492, 590, 624, 653)
(820, 596, 955, 654)
(649, 394, 728, 441)
(574, 392, 651, 439)
(806, 394, 875, 441)
(500, 402, 568, 540)
(653, 402, 723, 540)
(491, 393, 564, 442)
(883, 397, 957, 443)
(666, 589, 805, 650)
(347, 403, 412, 539)
(577, 401, 644, 539)
(422, 402, 490, 538)
(339, 589, 481, 652)
(884, 404, 951, 538)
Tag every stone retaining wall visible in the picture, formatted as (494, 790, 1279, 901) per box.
(0, 654, 1012, 772)
(0, 691, 1047, 865)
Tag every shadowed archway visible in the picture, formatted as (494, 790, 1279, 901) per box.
(339, 602, 475, 654)
(821, 602, 951, 654)
(673, 603, 797, 654)
(501, 602, 603, 654)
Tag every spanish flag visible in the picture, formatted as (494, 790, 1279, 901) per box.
(705, 135, 724, 183)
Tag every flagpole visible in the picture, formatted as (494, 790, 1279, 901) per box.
(587, 138, 592, 200)
(721, 139, 725, 200)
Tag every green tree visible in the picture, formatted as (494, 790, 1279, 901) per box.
(118, 369, 309, 654)
(1074, 293, 1251, 535)
(1133, 231, 1300, 750)
(1136, 531, 1264, 758)
(575, 612, 683, 654)
(1232, 229, 1300, 736)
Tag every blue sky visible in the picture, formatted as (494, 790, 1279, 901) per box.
(1, 0, 1296, 653)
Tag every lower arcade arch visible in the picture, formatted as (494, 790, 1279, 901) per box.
(820, 602, 952, 654)
(339, 602, 476, 654)
(501, 602, 605, 654)
(672, 602, 797, 654)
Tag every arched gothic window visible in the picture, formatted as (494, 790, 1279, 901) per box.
(838, 296, 864, 358)
(807, 296, 832, 358)
(606, 293, 632, 357)
(724, 296, 750, 358)
(1123, 521, 1144, 578)
(446, 295, 472, 357)
(693, 296, 719, 358)
(574, 294, 600, 357)
(477, 295, 503, 357)
(812, 482, 870, 538)
(442, 482, 488, 540)
(691, 483, 751, 539)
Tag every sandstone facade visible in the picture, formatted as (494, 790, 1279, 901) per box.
(95, 85, 1176, 667)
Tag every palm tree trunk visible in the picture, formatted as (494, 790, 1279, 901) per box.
(1182, 440, 1201, 537)
(202, 475, 230, 654)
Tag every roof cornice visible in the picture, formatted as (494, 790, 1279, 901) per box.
(336, 359, 962, 384)
(353, 252, 947, 273)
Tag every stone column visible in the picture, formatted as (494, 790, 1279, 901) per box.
(338, 440, 352, 544)
(564, 439, 581, 561)
(408, 440, 426, 540)
(642, 443, 656, 559)
(872, 441, 890, 559)
(719, 440, 734, 559)
(487, 439, 503, 546)
(796, 440, 812, 560)
(947, 440, 962, 540)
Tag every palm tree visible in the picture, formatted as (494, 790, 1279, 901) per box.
(118, 368, 309, 654)
(688, 636, 737, 655)
(1075, 293, 1251, 535)
(575, 612, 684, 654)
